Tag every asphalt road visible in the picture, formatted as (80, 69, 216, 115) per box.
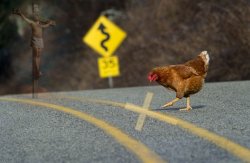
(0, 81, 250, 163)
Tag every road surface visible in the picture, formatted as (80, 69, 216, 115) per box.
(0, 81, 250, 163)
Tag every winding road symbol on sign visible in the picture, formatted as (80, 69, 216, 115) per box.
(83, 15, 127, 57)
(98, 23, 110, 52)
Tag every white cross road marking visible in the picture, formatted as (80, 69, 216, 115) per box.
(134, 92, 154, 131)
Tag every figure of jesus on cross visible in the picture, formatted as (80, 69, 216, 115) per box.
(13, 3, 55, 98)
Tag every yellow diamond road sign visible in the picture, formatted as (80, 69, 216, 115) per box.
(83, 16, 127, 57)
(98, 56, 120, 78)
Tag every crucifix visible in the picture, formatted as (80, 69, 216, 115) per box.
(13, 3, 55, 98)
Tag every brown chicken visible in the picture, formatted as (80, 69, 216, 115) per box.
(148, 51, 210, 111)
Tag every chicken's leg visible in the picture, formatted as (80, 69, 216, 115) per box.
(161, 98, 180, 108)
(180, 97, 192, 111)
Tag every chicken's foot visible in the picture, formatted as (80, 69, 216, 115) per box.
(180, 97, 192, 111)
(161, 98, 180, 108)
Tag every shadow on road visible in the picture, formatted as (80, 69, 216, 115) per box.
(154, 105, 206, 111)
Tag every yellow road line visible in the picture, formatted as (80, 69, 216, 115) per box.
(0, 97, 165, 163)
(54, 95, 250, 162)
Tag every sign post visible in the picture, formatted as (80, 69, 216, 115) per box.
(83, 15, 126, 88)
(108, 77, 113, 88)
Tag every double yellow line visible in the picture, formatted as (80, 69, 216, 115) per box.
(0, 97, 165, 163)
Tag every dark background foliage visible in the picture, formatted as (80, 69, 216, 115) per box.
(0, 0, 249, 95)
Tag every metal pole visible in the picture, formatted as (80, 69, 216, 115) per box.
(108, 76, 113, 88)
